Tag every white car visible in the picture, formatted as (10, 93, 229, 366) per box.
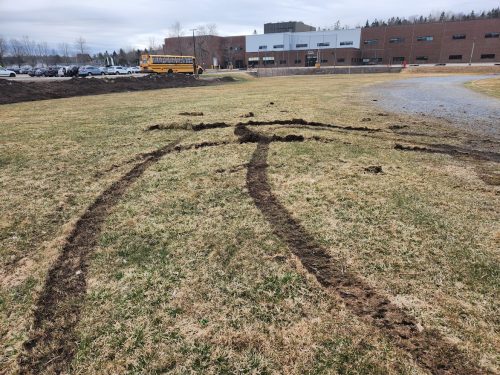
(0, 67, 16, 77)
(106, 66, 129, 75)
(128, 66, 141, 74)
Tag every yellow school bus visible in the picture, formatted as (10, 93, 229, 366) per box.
(140, 54, 203, 74)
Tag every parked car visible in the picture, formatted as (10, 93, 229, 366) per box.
(46, 66, 59, 77)
(106, 66, 128, 75)
(8, 66, 21, 74)
(34, 68, 48, 77)
(78, 65, 105, 76)
(128, 66, 141, 73)
(0, 67, 16, 77)
(20, 66, 32, 74)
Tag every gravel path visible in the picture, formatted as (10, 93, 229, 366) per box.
(371, 75, 500, 139)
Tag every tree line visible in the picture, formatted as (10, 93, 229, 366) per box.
(0, 35, 163, 67)
(364, 7, 500, 27)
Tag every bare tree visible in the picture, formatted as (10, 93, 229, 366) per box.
(148, 37, 162, 54)
(207, 23, 218, 36)
(169, 21, 184, 38)
(169, 21, 185, 55)
(58, 42, 71, 63)
(75, 36, 87, 55)
(10, 38, 25, 67)
(22, 36, 36, 65)
(36, 41, 49, 66)
(0, 36, 6, 65)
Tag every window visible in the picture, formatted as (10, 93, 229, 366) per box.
(317, 42, 330, 47)
(485, 32, 500, 38)
(452, 34, 466, 40)
(340, 41, 353, 46)
(294, 59, 302, 64)
(296, 43, 307, 48)
(364, 39, 378, 45)
(351, 57, 362, 63)
(417, 36, 433, 42)
(248, 57, 259, 62)
(258, 45, 267, 50)
(449, 55, 462, 60)
(263, 56, 274, 65)
(273, 44, 284, 49)
(279, 60, 287, 64)
(481, 54, 495, 59)
(415, 56, 429, 61)
(337, 58, 345, 63)
(392, 56, 405, 63)
(389, 37, 405, 43)
(320, 59, 328, 63)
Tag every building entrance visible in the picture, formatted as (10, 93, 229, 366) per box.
(305, 55, 317, 67)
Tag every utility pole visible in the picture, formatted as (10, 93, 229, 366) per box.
(469, 39, 475, 65)
(190, 28, 197, 75)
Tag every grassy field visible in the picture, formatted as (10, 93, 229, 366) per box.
(1, 73, 499, 374)
(466, 76, 500, 98)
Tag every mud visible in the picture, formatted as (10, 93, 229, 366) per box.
(18, 140, 182, 374)
(239, 119, 381, 133)
(191, 122, 231, 131)
(173, 140, 233, 152)
(395, 143, 500, 163)
(364, 165, 383, 174)
(179, 112, 204, 116)
(238, 122, 490, 375)
(0, 75, 232, 105)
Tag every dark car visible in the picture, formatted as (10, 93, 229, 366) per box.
(45, 66, 59, 77)
(78, 65, 105, 76)
(34, 68, 47, 77)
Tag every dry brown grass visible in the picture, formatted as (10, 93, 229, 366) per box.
(406, 65, 500, 74)
(466, 77, 500, 98)
(1, 73, 498, 374)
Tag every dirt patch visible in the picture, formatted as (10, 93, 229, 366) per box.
(191, 122, 232, 131)
(239, 119, 381, 133)
(364, 165, 383, 174)
(238, 123, 489, 375)
(0, 75, 231, 105)
(179, 112, 204, 116)
(395, 143, 500, 163)
(174, 140, 233, 152)
(18, 140, 182, 374)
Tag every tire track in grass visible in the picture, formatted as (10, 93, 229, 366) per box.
(19, 139, 183, 374)
(239, 123, 490, 375)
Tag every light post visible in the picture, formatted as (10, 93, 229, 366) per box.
(190, 28, 197, 75)
(469, 39, 475, 66)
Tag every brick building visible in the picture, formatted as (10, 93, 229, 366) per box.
(361, 19, 500, 64)
(163, 35, 245, 69)
(163, 19, 499, 69)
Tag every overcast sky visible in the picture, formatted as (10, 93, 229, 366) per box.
(0, 0, 498, 53)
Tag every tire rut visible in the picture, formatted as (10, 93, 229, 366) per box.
(239, 123, 490, 375)
(19, 140, 182, 374)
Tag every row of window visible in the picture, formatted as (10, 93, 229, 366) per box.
(248, 57, 351, 64)
(390, 54, 497, 62)
(364, 32, 499, 45)
(258, 41, 354, 50)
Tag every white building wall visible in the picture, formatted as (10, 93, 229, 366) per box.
(245, 29, 361, 53)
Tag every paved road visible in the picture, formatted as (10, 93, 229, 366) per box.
(371, 75, 500, 139)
